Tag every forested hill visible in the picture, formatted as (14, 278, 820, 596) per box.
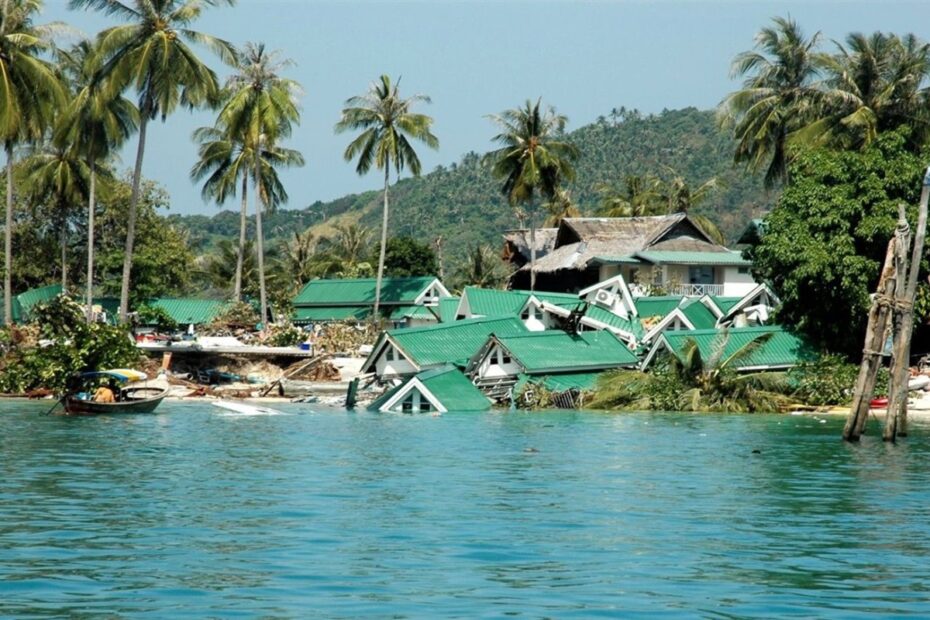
(172, 107, 775, 263)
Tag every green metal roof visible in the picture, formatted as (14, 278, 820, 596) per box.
(293, 306, 371, 323)
(389, 305, 438, 321)
(294, 277, 438, 306)
(369, 365, 491, 412)
(497, 331, 639, 373)
(635, 251, 750, 266)
(148, 298, 229, 325)
(634, 296, 684, 318)
(17, 284, 63, 320)
(388, 316, 529, 368)
(679, 300, 719, 330)
(584, 304, 645, 338)
(461, 287, 581, 318)
(710, 296, 743, 314)
(435, 297, 460, 323)
(659, 326, 817, 370)
(517, 371, 603, 393)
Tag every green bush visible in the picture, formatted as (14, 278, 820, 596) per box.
(135, 304, 179, 332)
(0, 295, 140, 393)
(267, 323, 304, 347)
(788, 354, 889, 406)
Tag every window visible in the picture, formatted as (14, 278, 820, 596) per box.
(401, 395, 413, 413)
(738, 267, 750, 274)
(653, 267, 663, 285)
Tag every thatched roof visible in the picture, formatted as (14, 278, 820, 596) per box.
(502, 228, 558, 264)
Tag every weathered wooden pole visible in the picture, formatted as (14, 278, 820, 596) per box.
(843, 223, 901, 441)
(883, 167, 930, 442)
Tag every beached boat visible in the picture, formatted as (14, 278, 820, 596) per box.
(62, 369, 168, 416)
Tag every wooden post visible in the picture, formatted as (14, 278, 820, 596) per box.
(843, 228, 900, 441)
(884, 170, 930, 441)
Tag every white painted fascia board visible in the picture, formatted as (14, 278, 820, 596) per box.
(578, 316, 637, 348)
(640, 337, 671, 371)
(453, 291, 472, 319)
(641, 308, 695, 344)
(578, 273, 624, 297)
(698, 294, 724, 319)
(413, 279, 452, 305)
(380, 377, 448, 413)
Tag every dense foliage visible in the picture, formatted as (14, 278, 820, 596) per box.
(0, 296, 139, 393)
(383, 237, 439, 277)
(749, 130, 929, 357)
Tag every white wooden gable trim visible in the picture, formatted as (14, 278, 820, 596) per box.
(379, 377, 448, 413)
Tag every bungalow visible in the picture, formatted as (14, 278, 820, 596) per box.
(368, 365, 491, 414)
(144, 298, 230, 326)
(292, 276, 451, 326)
(466, 330, 640, 399)
(0, 284, 63, 324)
(641, 325, 817, 372)
(507, 214, 757, 297)
(638, 297, 719, 345)
(361, 316, 528, 380)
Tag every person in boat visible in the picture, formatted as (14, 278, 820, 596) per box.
(93, 380, 119, 403)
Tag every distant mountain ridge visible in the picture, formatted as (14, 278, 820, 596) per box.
(171, 107, 774, 269)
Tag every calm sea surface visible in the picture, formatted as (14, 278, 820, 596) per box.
(1, 401, 930, 618)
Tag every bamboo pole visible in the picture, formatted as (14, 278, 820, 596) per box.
(843, 224, 901, 441)
(883, 169, 930, 441)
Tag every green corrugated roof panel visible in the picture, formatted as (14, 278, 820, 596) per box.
(462, 287, 530, 317)
(635, 251, 750, 266)
(497, 331, 639, 373)
(711, 296, 743, 314)
(293, 306, 371, 323)
(148, 298, 228, 325)
(418, 366, 491, 411)
(436, 297, 460, 323)
(584, 304, 645, 338)
(635, 296, 684, 319)
(532, 372, 603, 392)
(660, 326, 817, 370)
(16, 284, 63, 319)
(679, 300, 718, 330)
(294, 277, 438, 306)
(389, 305, 438, 321)
(532, 291, 584, 306)
(390, 316, 528, 367)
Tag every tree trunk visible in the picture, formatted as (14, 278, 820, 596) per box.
(86, 163, 96, 323)
(529, 197, 537, 292)
(884, 183, 930, 441)
(843, 222, 901, 440)
(254, 153, 268, 328)
(374, 165, 390, 318)
(4, 143, 12, 325)
(119, 103, 151, 323)
(235, 174, 247, 301)
(435, 235, 444, 281)
(60, 207, 68, 293)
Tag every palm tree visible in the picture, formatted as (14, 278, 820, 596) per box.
(69, 0, 237, 323)
(718, 16, 824, 187)
(213, 42, 303, 325)
(810, 32, 930, 150)
(55, 39, 138, 322)
(0, 0, 66, 324)
(542, 188, 580, 226)
(452, 244, 509, 291)
(335, 75, 439, 316)
(488, 99, 579, 290)
(596, 174, 663, 217)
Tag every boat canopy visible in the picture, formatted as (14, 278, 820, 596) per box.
(77, 369, 148, 383)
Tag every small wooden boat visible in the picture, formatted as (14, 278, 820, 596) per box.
(62, 369, 169, 416)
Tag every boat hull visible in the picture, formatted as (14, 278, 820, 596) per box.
(63, 387, 168, 416)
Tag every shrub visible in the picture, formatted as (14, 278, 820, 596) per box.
(788, 354, 889, 406)
(135, 304, 179, 332)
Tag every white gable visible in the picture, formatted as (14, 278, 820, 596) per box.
(578, 274, 637, 318)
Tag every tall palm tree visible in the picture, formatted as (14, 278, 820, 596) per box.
(810, 32, 930, 150)
(718, 16, 824, 187)
(0, 0, 65, 324)
(213, 42, 303, 325)
(69, 0, 237, 323)
(542, 188, 579, 227)
(596, 175, 663, 217)
(335, 75, 439, 316)
(488, 98, 579, 290)
(55, 39, 138, 321)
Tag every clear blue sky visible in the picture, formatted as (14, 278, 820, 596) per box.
(42, 0, 930, 216)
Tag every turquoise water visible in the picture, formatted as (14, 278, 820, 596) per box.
(2, 402, 930, 618)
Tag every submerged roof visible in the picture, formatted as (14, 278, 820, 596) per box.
(495, 330, 639, 373)
(515, 371, 604, 393)
(655, 326, 817, 371)
(368, 365, 491, 412)
(294, 277, 442, 306)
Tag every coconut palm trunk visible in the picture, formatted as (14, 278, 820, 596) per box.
(235, 174, 248, 301)
(374, 165, 390, 317)
(119, 97, 151, 323)
(59, 208, 68, 292)
(86, 160, 96, 323)
(528, 195, 537, 292)
(254, 151, 268, 327)
(4, 143, 12, 325)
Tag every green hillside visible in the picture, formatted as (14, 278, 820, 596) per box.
(173, 107, 775, 267)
